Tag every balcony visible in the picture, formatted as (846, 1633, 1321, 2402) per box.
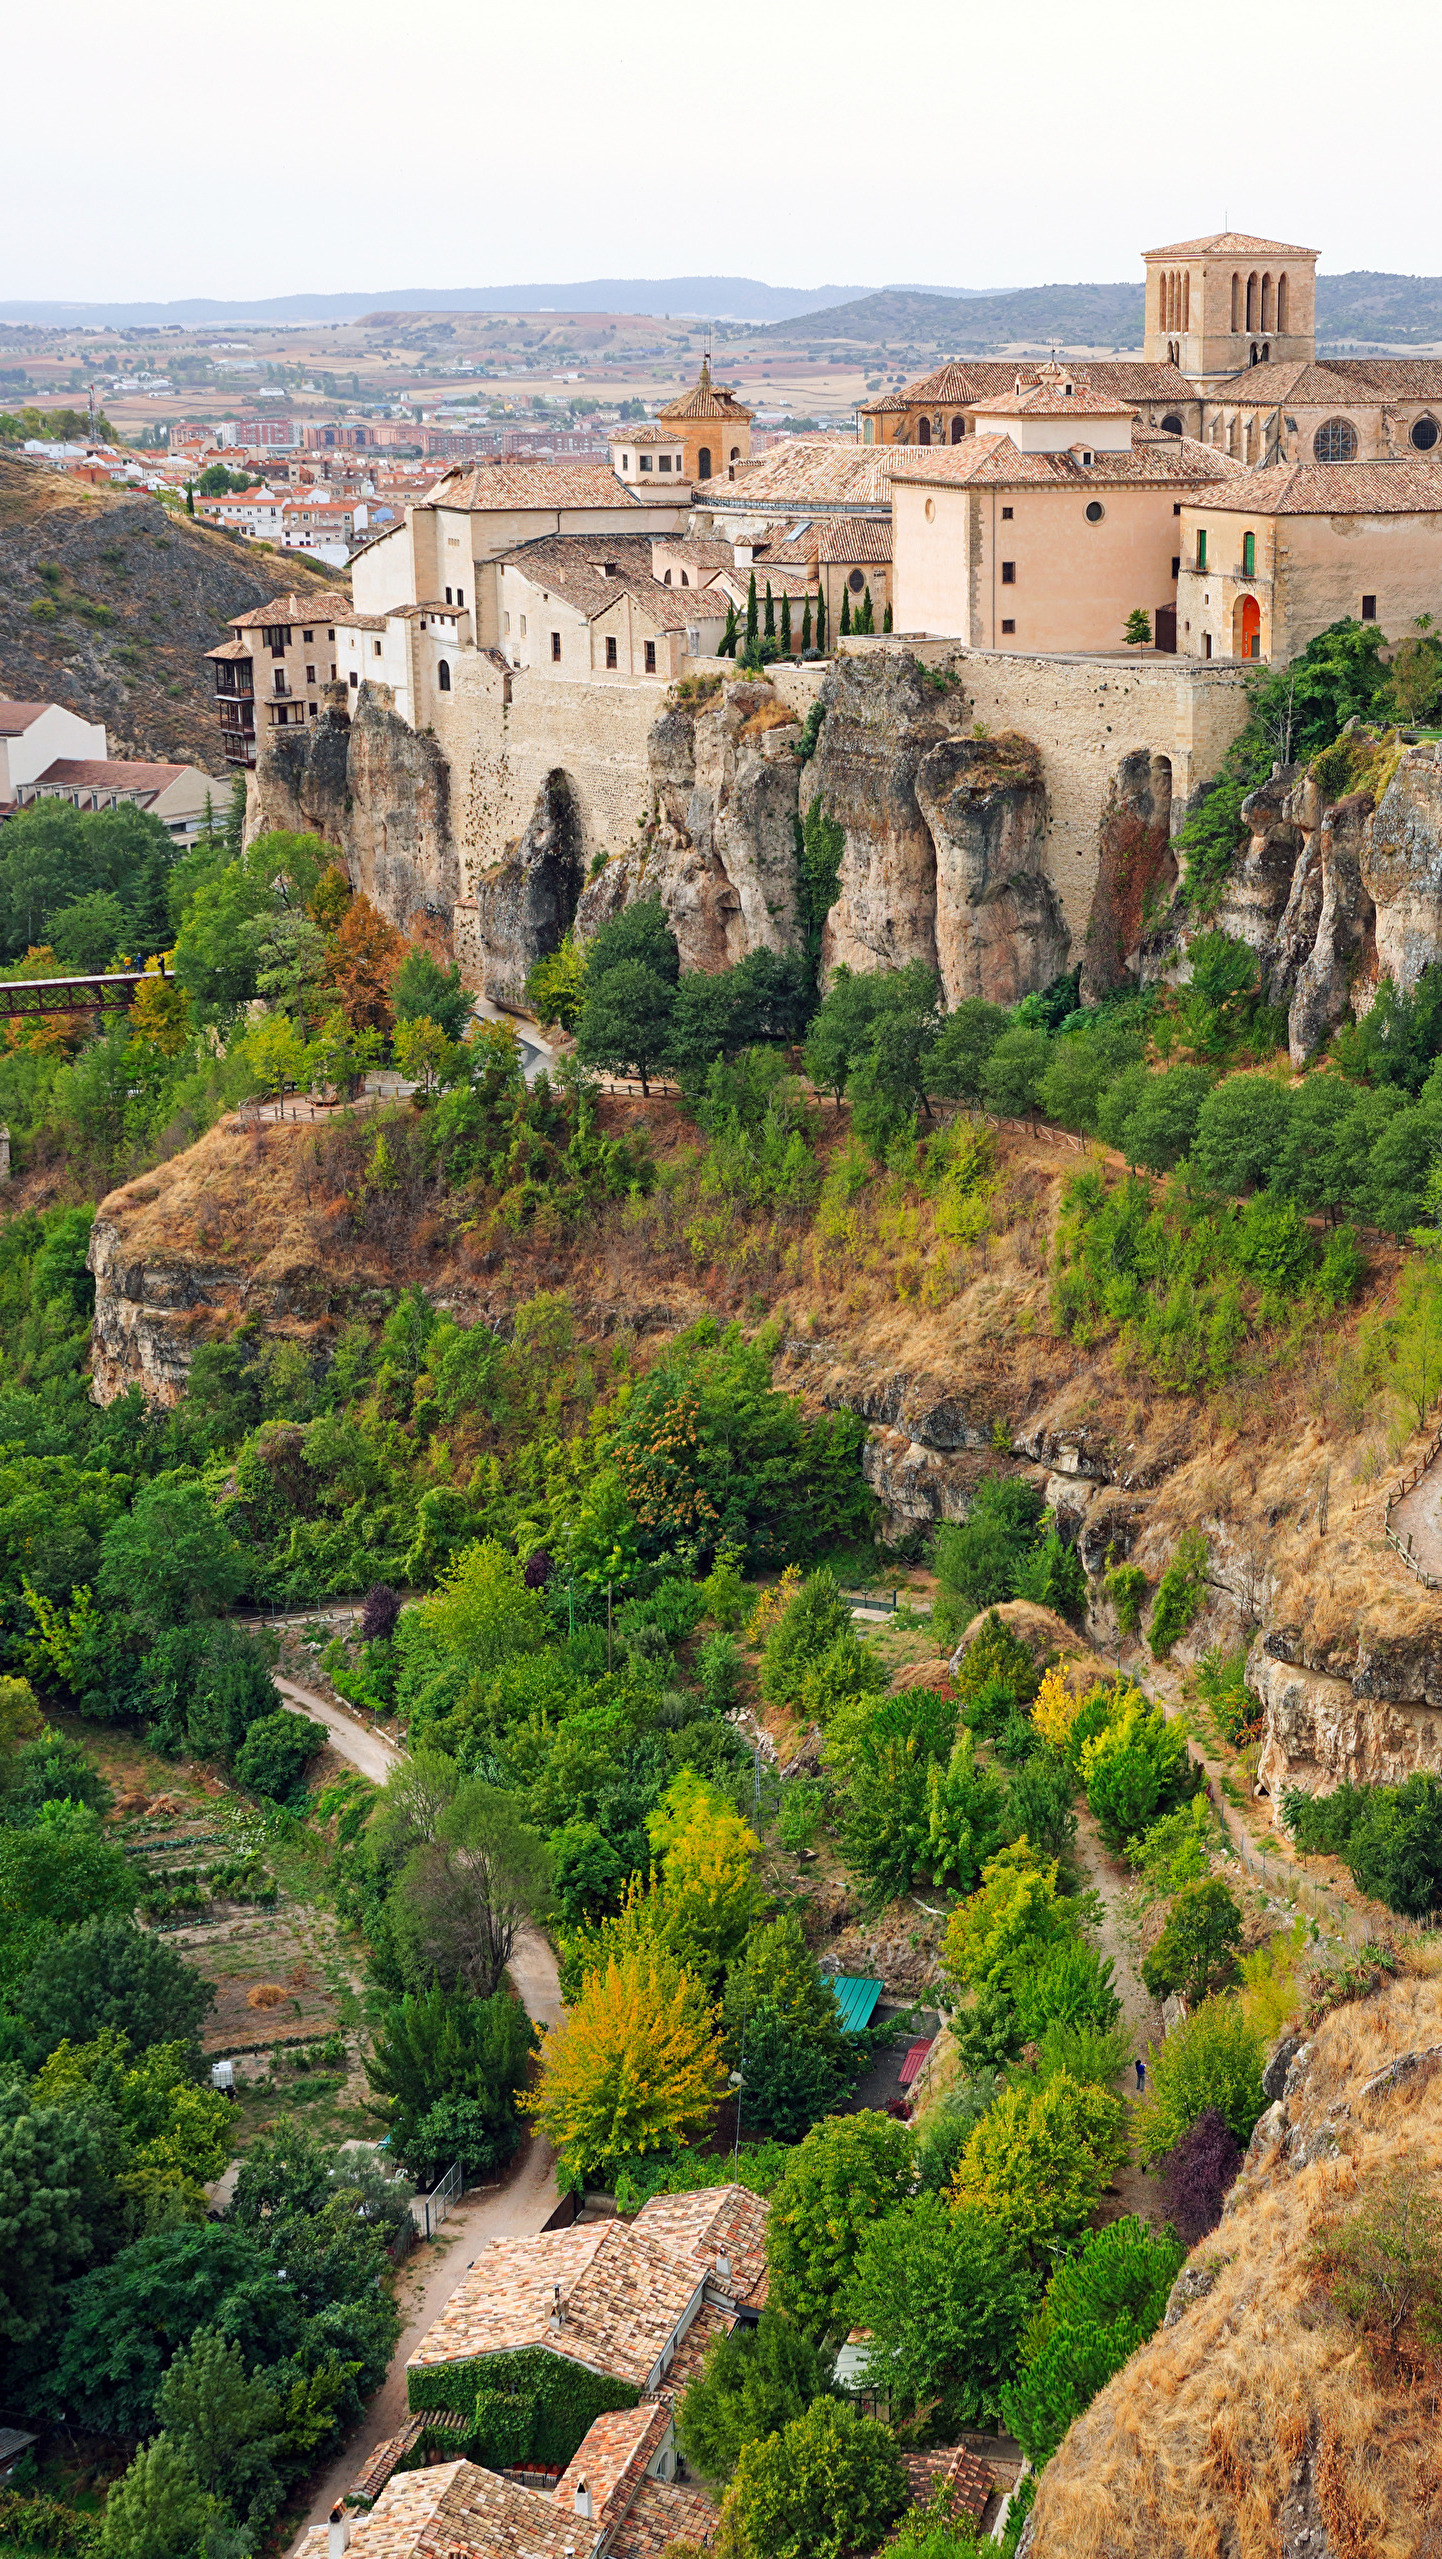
(221, 733, 257, 766)
(213, 667, 253, 700)
(217, 701, 255, 735)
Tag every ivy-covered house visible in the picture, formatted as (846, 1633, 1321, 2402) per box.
(304, 2401, 718, 2559)
(404, 2186, 769, 2472)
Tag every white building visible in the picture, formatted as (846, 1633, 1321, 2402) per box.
(0, 698, 108, 807)
(14, 756, 225, 843)
(333, 601, 471, 728)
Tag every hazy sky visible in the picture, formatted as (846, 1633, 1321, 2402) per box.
(5, 0, 1435, 303)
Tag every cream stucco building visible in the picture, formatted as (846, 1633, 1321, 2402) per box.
(1176, 459, 1442, 664)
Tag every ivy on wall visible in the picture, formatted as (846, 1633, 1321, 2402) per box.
(407, 2346, 641, 2469)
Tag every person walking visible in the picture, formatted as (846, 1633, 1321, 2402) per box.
(1134, 2056, 1147, 2092)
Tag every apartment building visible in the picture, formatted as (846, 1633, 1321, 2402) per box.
(206, 591, 352, 766)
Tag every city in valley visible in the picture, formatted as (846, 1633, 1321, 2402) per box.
(2, 18, 1442, 2558)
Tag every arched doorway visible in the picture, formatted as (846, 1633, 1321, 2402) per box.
(697, 447, 712, 480)
(1233, 595, 1262, 660)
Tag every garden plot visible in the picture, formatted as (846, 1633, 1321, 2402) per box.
(173, 1906, 352, 2055)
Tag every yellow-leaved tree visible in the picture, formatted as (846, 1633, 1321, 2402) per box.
(522, 1944, 724, 2186)
(1030, 1666, 1133, 1771)
(648, 1772, 760, 1993)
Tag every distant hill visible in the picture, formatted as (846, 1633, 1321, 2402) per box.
(1315, 271, 1442, 343)
(765, 282, 1147, 353)
(0, 277, 872, 328)
(0, 455, 342, 771)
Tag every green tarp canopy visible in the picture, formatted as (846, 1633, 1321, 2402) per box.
(829, 1973, 883, 2034)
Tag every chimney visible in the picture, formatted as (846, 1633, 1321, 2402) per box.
(573, 2478, 592, 2519)
(715, 2252, 731, 2284)
(328, 2507, 350, 2559)
(550, 2280, 563, 2332)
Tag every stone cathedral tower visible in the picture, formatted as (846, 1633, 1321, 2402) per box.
(1143, 230, 1318, 382)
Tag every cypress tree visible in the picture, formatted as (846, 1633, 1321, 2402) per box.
(883, 599, 893, 632)
(185, 482, 195, 516)
(720, 601, 738, 657)
(745, 570, 759, 652)
(780, 591, 792, 653)
(764, 580, 776, 639)
(840, 589, 852, 636)
(802, 594, 813, 651)
(816, 585, 827, 651)
(861, 583, 874, 633)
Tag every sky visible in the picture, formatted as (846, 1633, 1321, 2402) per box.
(5, 0, 1438, 304)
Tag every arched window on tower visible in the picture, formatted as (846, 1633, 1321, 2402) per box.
(950, 415, 965, 442)
(1277, 273, 1289, 332)
(917, 416, 931, 445)
(437, 660, 451, 691)
(1231, 272, 1242, 330)
(1261, 274, 1274, 332)
(697, 447, 712, 480)
(1183, 270, 1190, 328)
(1246, 271, 1259, 331)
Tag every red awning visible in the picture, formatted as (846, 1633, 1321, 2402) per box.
(898, 2037, 935, 2089)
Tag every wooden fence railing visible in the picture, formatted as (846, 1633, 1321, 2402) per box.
(1383, 1416, 1442, 1590)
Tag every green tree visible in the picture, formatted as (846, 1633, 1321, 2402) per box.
(1192, 1074, 1291, 1193)
(816, 583, 827, 650)
(764, 580, 776, 640)
(523, 935, 587, 1031)
(980, 1024, 1053, 1118)
(1134, 1996, 1266, 2157)
(840, 589, 852, 637)
(677, 2308, 830, 2489)
(56, 2223, 257, 2437)
(931, 997, 1011, 1102)
(100, 2438, 215, 2559)
(1124, 609, 1152, 648)
(848, 2192, 1033, 2432)
(392, 945, 472, 1042)
(942, 1839, 1076, 1993)
(1080, 1699, 1195, 1850)
(0, 2090, 108, 2357)
(1000, 2214, 1183, 2463)
(725, 2397, 907, 2559)
(801, 595, 812, 650)
(390, 1782, 549, 1999)
(1011, 1938, 1121, 2044)
(155, 2329, 283, 2521)
(417, 1537, 548, 1672)
(951, 2068, 1129, 2257)
(1115, 1064, 1211, 1173)
(745, 572, 759, 654)
(98, 1480, 248, 1633)
(19, 1915, 214, 2062)
(766, 2110, 916, 2339)
(759, 1569, 853, 1708)
(574, 956, 676, 1094)
(365, 1983, 535, 2182)
(232, 1709, 326, 1803)
(1140, 1877, 1244, 2003)
(48, 889, 128, 974)
(0, 1803, 137, 1985)
(802, 966, 881, 1105)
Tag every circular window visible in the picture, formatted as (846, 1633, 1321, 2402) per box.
(1412, 415, 1440, 451)
(1313, 416, 1358, 463)
(1084, 500, 1105, 524)
(848, 569, 866, 594)
(925, 497, 935, 522)
(1160, 412, 1184, 436)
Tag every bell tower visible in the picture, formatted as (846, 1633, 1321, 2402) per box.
(1143, 232, 1318, 383)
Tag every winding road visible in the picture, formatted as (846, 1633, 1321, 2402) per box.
(268, 1678, 563, 2545)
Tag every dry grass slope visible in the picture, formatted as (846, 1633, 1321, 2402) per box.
(1026, 1957, 1442, 2559)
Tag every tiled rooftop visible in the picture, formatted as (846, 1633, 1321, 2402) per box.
(890, 431, 1246, 492)
(30, 758, 186, 790)
(499, 535, 728, 629)
(1207, 356, 1442, 402)
(0, 703, 52, 735)
(1144, 230, 1317, 258)
(631, 2185, 769, 2308)
(421, 462, 668, 513)
(901, 2446, 998, 2526)
(553, 2402, 671, 2533)
(974, 385, 1138, 420)
(1181, 454, 1442, 514)
(859, 358, 1188, 418)
(608, 2476, 718, 2559)
(610, 426, 686, 447)
(227, 590, 352, 629)
(658, 358, 754, 424)
(708, 439, 895, 513)
(814, 518, 892, 562)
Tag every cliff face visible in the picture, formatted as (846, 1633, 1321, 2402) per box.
(250, 686, 458, 956)
(1079, 748, 1177, 1002)
(468, 769, 582, 1005)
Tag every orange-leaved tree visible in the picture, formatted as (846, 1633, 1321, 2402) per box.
(521, 1941, 723, 2186)
(325, 895, 405, 1033)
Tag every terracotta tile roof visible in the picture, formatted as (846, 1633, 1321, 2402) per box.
(499, 534, 727, 629)
(1182, 454, 1442, 514)
(347, 2420, 430, 2510)
(607, 2476, 719, 2559)
(814, 518, 892, 563)
(553, 2403, 671, 2533)
(0, 703, 52, 735)
(974, 385, 1138, 420)
(710, 438, 897, 513)
(652, 2303, 733, 2406)
(1143, 230, 1317, 259)
(651, 536, 735, 572)
(610, 426, 685, 447)
(407, 2221, 704, 2392)
(901, 2446, 997, 2526)
(658, 358, 754, 424)
(859, 359, 1188, 421)
(421, 461, 666, 512)
(205, 637, 253, 661)
(228, 590, 352, 629)
(891, 430, 1246, 492)
(1206, 357, 1442, 404)
(30, 757, 185, 792)
(631, 2186, 770, 2307)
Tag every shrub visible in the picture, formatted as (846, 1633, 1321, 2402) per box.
(724, 2397, 908, 2559)
(1012, 1938, 1121, 2043)
(1134, 1996, 1266, 2158)
(1140, 1877, 1243, 2003)
(1158, 2104, 1241, 2243)
(933, 1481, 1045, 1621)
(952, 1612, 1041, 1708)
(943, 1839, 1077, 1993)
(759, 1569, 852, 1708)
(233, 1709, 326, 1802)
(950, 2068, 1130, 2258)
(1000, 2214, 1184, 2463)
(1311, 2170, 1442, 2352)
(1081, 1699, 1197, 1850)
(1282, 1772, 1442, 1916)
(1148, 1529, 1210, 1657)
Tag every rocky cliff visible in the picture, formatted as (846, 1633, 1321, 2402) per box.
(1214, 733, 1442, 1062)
(249, 684, 459, 956)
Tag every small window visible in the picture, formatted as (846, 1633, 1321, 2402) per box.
(445, 586, 452, 603)
(305, 664, 316, 684)
(1412, 416, 1439, 451)
(1001, 561, 1016, 584)
(520, 615, 527, 636)
(327, 628, 335, 640)
(349, 670, 359, 688)
(551, 631, 561, 660)
(1160, 412, 1184, 435)
(373, 639, 382, 656)
(1361, 594, 1377, 621)
(1313, 416, 1358, 463)
(605, 635, 618, 667)
(681, 570, 689, 586)
(1173, 502, 1182, 517)
(1196, 529, 1207, 569)
(303, 628, 314, 642)
(1204, 632, 1213, 659)
(457, 587, 465, 606)
(504, 613, 510, 634)
(1085, 500, 1105, 524)
(1001, 505, 1014, 519)
(1242, 531, 1256, 576)
(664, 569, 672, 585)
(644, 639, 657, 671)
(849, 569, 865, 593)
(659, 454, 671, 471)
(437, 660, 451, 690)
(1001, 618, 1016, 634)
(640, 454, 653, 470)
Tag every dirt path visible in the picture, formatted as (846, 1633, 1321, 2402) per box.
(1068, 1801, 1168, 2229)
(273, 1676, 402, 1785)
(289, 2129, 561, 2547)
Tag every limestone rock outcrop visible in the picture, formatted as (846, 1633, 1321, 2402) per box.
(466, 769, 582, 1005)
(1253, 1634, 1442, 1804)
(913, 733, 1070, 1006)
(811, 653, 960, 987)
(573, 680, 805, 971)
(1285, 788, 1378, 1062)
(250, 683, 458, 955)
(1212, 763, 1303, 972)
(1080, 747, 1178, 1001)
